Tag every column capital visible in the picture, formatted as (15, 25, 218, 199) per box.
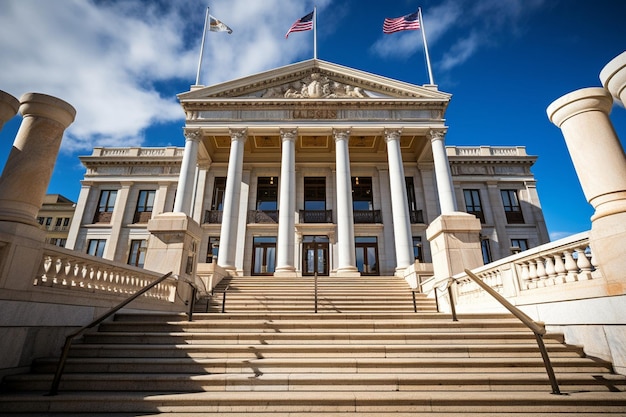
(229, 128, 247, 143)
(383, 128, 402, 142)
(428, 129, 446, 142)
(333, 128, 350, 141)
(19, 92, 76, 129)
(183, 128, 202, 142)
(280, 128, 297, 142)
(547, 87, 613, 128)
(600, 51, 626, 104)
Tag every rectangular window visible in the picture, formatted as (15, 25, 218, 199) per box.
(127, 239, 147, 267)
(501, 189, 524, 224)
(37, 217, 44, 225)
(87, 239, 106, 258)
(481, 238, 492, 264)
(510, 238, 529, 254)
(134, 190, 156, 223)
(256, 177, 278, 211)
(55, 218, 63, 227)
(211, 177, 227, 211)
(63, 217, 70, 227)
(412, 236, 423, 262)
(304, 177, 326, 210)
(93, 190, 117, 223)
(463, 189, 485, 223)
(406, 177, 423, 223)
(206, 237, 220, 263)
(45, 217, 53, 226)
(352, 177, 373, 210)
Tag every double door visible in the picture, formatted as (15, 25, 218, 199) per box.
(302, 236, 329, 276)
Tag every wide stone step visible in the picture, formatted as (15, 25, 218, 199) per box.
(6, 372, 626, 393)
(82, 331, 568, 345)
(2, 391, 626, 414)
(64, 342, 585, 359)
(27, 356, 613, 374)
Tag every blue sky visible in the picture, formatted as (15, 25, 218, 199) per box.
(0, 0, 624, 241)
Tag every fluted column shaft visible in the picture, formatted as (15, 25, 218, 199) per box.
(429, 130, 458, 214)
(384, 129, 414, 270)
(217, 129, 247, 271)
(0, 90, 20, 132)
(334, 129, 358, 274)
(0, 93, 76, 225)
(173, 129, 201, 215)
(275, 129, 297, 274)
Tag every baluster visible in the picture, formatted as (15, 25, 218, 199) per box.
(528, 261, 538, 289)
(553, 252, 567, 284)
(50, 257, 63, 286)
(590, 249, 601, 279)
(576, 247, 593, 281)
(535, 258, 547, 288)
(544, 256, 556, 286)
(563, 250, 578, 282)
(495, 270, 503, 293)
(60, 260, 71, 287)
(518, 262, 531, 289)
(37, 255, 53, 286)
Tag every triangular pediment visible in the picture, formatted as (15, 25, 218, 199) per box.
(178, 59, 451, 102)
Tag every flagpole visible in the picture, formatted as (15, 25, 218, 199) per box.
(195, 6, 210, 85)
(418, 7, 435, 85)
(313, 6, 318, 59)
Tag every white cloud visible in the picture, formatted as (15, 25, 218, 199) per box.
(0, 0, 329, 152)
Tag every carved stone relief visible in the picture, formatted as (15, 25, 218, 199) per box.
(261, 73, 369, 99)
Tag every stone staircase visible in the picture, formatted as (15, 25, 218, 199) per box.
(2, 275, 626, 415)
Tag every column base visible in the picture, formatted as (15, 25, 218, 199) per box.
(274, 267, 297, 277)
(332, 267, 361, 277)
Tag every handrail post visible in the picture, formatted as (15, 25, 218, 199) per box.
(412, 290, 417, 313)
(314, 272, 318, 313)
(535, 333, 561, 395)
(47, 271, 173, 396)
(447, 280, 458, 321)
(433, 287, 439, 312)
(221, 286, 229, 313)
(187, 284, 197, 322)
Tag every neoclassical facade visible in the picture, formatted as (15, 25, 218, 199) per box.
(66, 60, 549, 277)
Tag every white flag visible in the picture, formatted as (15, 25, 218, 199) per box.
(209, 15, 233, 34)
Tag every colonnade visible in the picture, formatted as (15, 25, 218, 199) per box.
(174, 126, 456, 275)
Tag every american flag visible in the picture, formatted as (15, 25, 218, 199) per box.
(383, 11, 420, 34)
(285, 11, 314, 38)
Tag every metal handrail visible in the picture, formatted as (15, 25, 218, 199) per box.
(47, 271, 174, 396)
(221, 285, 230, 313)
(462, 269, 561, 395)
(314, 272, 318, 313)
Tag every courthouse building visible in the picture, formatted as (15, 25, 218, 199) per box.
(65, 59, 549, 277)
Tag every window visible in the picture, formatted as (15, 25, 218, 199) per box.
(55, 218, 63, 227)
(127, 239, 147, 267)
(45, 217, 53, 226)
(134, 190, 155, 223)
(412, 236, 423, 262)
(63, 217, 70, 227)
(48, 238, 66, 247)
(93, 190, 117, 223)
(501, 189, 524, 224)
(211, 177, 226, 211)
(406, 177, 423, 223)
(510, 239, 529, 254)
(463, 189, 485, 223)
(481, 238, 492, 264)
(256, 177, 278, 211)
(87, 239, 106, 257)
(352, 177, 373, 210)
(37, 217, 44, 225)
(205, 237, 220, 263)
(304, 177, 326, 210)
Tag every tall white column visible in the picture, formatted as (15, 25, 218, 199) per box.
(334, 129, 358, 275)
(103, 182, 131, 260)
(429, 129, 458, 214)
(384, 129, 414, 271)
(217, 129, 247, 272)
(173, 129, 201, 215)
(0, 90, 19, 132)
(65, 181, 92, 250)
(275, 129, 297, 275)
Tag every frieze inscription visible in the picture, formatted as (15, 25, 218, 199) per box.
(293, 109, 338, 119)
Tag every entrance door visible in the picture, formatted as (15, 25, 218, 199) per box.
(355, 237, 379, 275)
(252, 237, 276, 275)
(302, 236, 329, 276)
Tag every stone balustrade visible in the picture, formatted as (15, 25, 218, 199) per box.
(452, 231, 599, 305)
(33, 245, 178, 302)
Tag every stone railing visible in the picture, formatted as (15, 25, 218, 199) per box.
(446, 146, 527, 157)
(93, 147, 182, 158)
(452, 231, 599, 305)
(33, 245, 178, 302)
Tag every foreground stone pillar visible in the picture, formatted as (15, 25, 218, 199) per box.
(384, 129, 414, 272)
(0, 90, 20, 132)
(0, 93, 76, 225)
(426, 213, 483, 281)
(334, 129, 359, 276)
(547, 87, 626, 293)
(600, 50, 626, 105)
(275, 129, 297, 276)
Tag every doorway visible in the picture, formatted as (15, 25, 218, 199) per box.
(355, 236, 379, 275)
(252, 236, 276, 275)
(302, 235, 329, 276)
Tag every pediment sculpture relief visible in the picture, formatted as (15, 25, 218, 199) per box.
(261, 73, 369, 99)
